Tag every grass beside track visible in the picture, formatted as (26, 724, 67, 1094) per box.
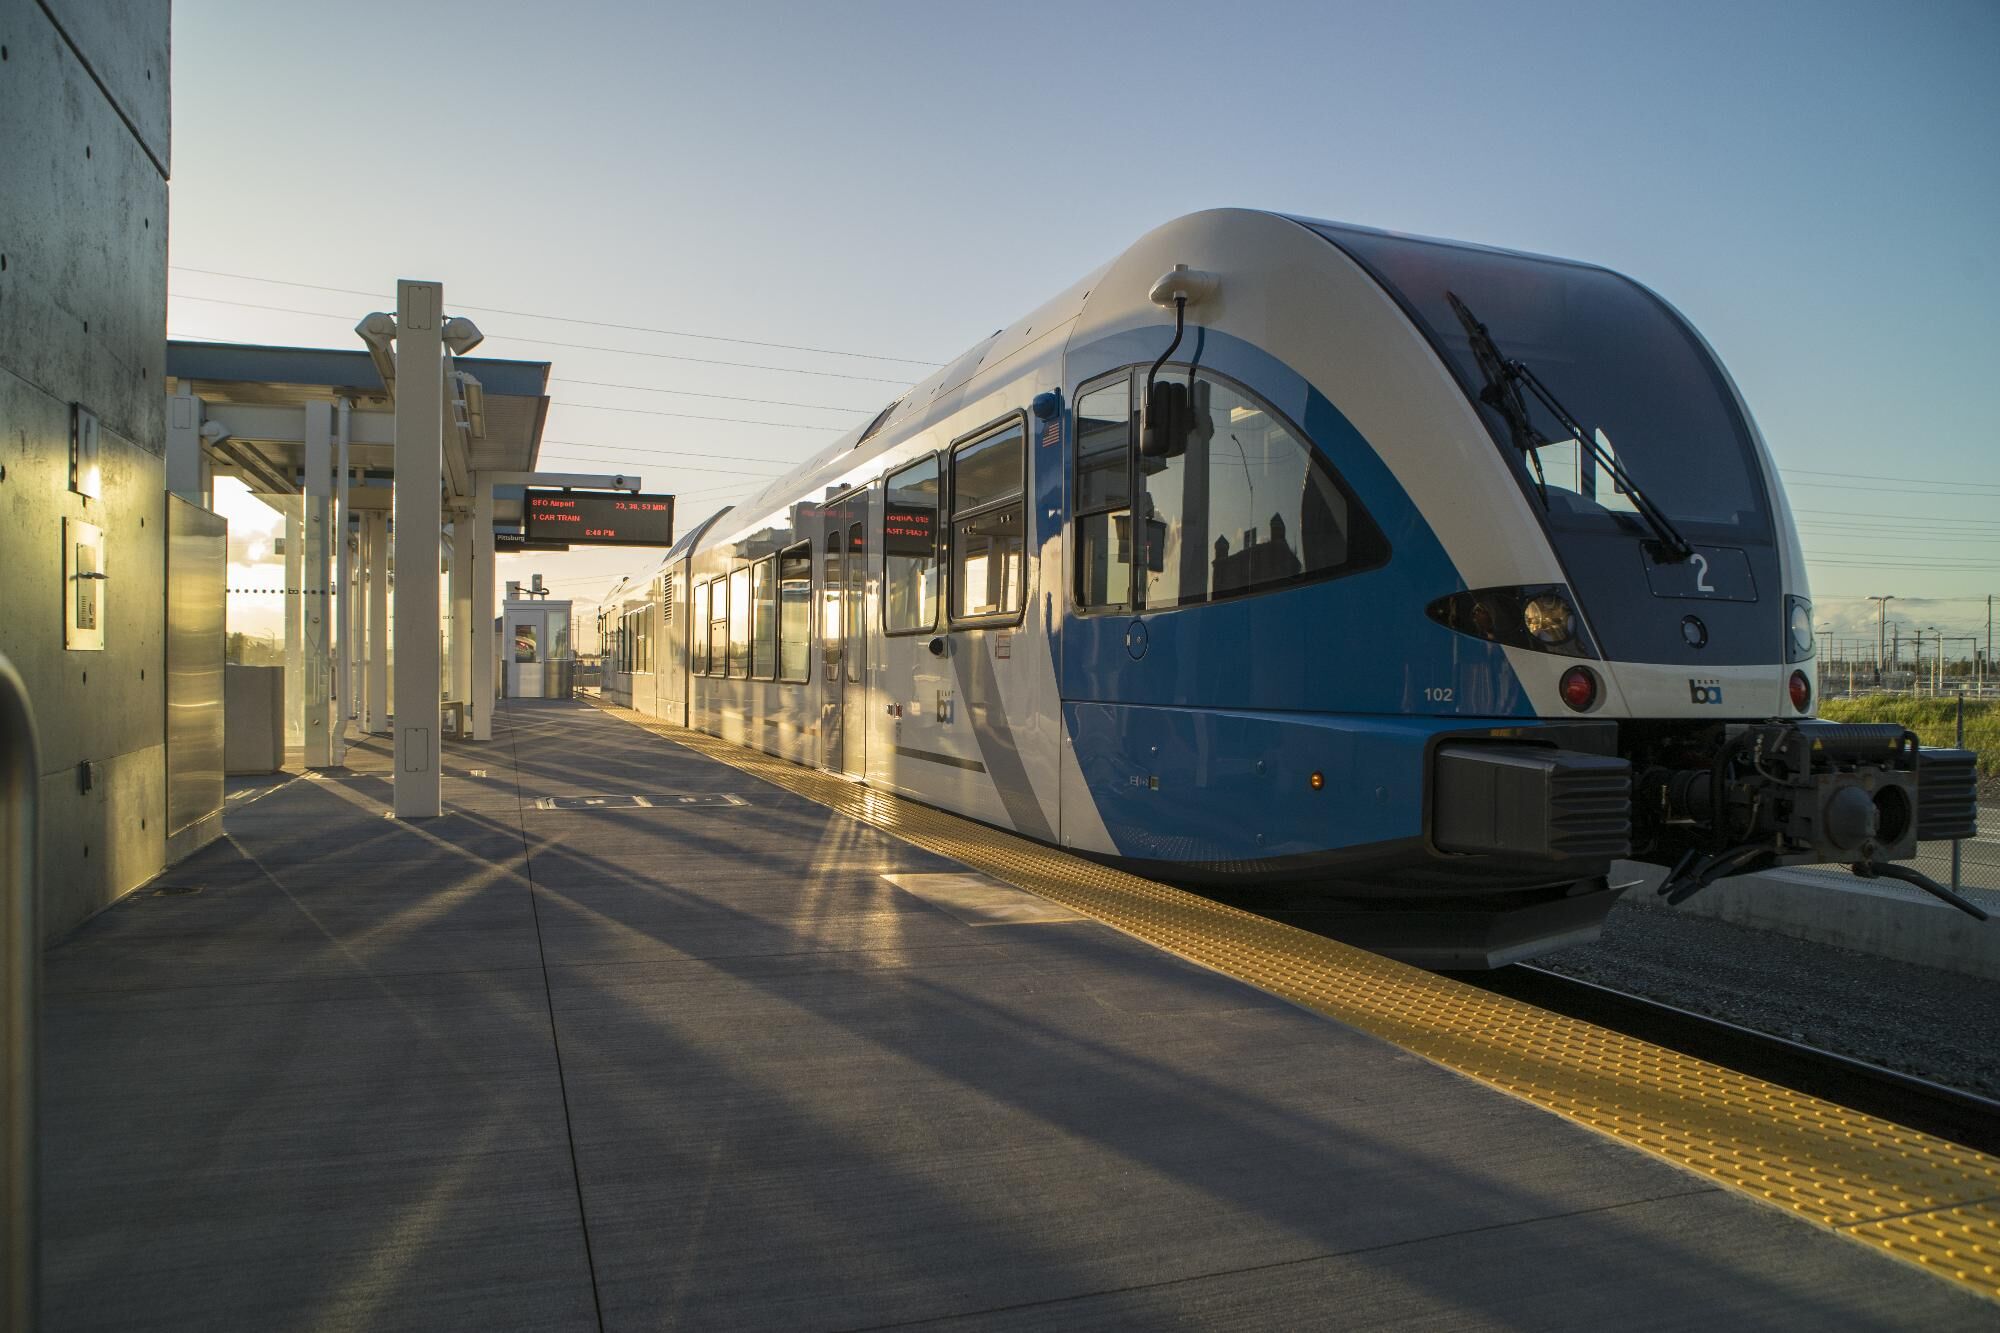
(1820, 697, 1999, 781)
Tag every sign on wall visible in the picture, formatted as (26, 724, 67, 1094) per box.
(65, 518, 106, 651)
(523, 489, 675, 547)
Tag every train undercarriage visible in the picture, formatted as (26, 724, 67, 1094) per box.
(1189, 717, 1984, 970)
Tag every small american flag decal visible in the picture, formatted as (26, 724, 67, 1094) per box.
(1040, 418, 1061, 448)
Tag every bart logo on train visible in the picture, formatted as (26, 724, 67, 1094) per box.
(595, 209, 1986, 970)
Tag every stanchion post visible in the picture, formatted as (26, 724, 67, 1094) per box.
(1953, 690, 1965, 892)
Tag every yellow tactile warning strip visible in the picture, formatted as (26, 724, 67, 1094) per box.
(588, 701, 2000, 1301)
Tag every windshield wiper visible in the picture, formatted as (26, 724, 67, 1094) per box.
(1447, 292, 1694, 562)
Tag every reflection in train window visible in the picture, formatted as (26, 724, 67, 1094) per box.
(727, 565, 751, 677)
(1081, 367, 1389, 612)
(692, 579, 711, 674)
(951, 421, 1025, 624)
(1074, 375, 1134, 611)
(751, 557, 777, 680)
(884, 454, 940, 634)
(846, 523, 864, 684)
(709, 575, 730, 677)
(778, 542, 811, 683)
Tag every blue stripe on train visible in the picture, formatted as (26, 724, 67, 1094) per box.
(1065, 702, 1450, 862)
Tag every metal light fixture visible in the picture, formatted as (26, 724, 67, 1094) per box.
(442, 316, 484, 356)
(355, 311, 397, 393)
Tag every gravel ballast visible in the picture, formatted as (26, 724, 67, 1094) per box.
(1536, 893, 2000, 1099)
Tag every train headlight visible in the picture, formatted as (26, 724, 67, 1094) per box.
(1425, 585, 1596, 659)
(1523, 594, 1573, 645)
(1785, 596, 1815, 663)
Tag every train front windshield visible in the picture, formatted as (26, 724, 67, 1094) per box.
(1309, 222, 1772, 547)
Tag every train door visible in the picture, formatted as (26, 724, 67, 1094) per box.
(661, 565, 687, 726)
(820, 506, 847, 771)
(937, 417, 1058, 839)
(842, 510, 868, 777)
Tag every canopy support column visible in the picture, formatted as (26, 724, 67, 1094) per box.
(471, 476, 497, 740)
(333, 399, 354, 765)
(393, 279, 444, 818)
(283, 498, 303, 747)
(303, 400, 334, 768)
(364, 512, 389, 735)
(449, 519, 472, 723)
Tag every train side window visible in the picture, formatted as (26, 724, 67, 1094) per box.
(884, 454, 941, 634)
(750, 557, 777, 679)
(692, 579, 711, 674)
(1074, 374, 1135, 611)
(727, 565, 751, 677)
(822, 526, 843, 670)
(709, 575, 730, 676)
(950, 419, 1026, 624)
(778, 542, 811, 683)
(846, 522, 864, 683)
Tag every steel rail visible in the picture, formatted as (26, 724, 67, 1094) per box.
(1468, 963, 2000, 1157)
(2, 651, 41, 1333)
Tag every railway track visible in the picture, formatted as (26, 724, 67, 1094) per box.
(1466, 964, 2000, 1157)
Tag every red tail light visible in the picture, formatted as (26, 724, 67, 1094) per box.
(1789, 670, 1810, 711)
(1559, 665, 1599, 712)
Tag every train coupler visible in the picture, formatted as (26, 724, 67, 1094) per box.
(1643, 720, 1984, 919)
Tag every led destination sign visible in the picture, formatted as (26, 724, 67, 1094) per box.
(523, 489, 676, 547)
(882, 504, 936, 556)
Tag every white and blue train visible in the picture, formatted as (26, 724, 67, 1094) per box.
(597, 209, 1979, 966)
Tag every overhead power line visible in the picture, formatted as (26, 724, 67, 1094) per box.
(533, 453, 789, 479)
(168, 294, 917, 385)
(170, 265, 942, 366)
(1783, 467, 2000, 491)
(1783, 479, 2000, 499)
(539, 438, 798, 466)
(1792, 507, 2000, 529)
(552, 379, 874, 414)
(551, 401, 850, 431)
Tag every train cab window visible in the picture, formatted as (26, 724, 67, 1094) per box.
(884, 455, 941, 634)
(691, 579, 711, 674)
(1074, 376, 1136, 610)
(1076, 368, 1387, 611)
(709, 576, 730, 676)
(778, 542, 811, 683)
(750, 557, 777, 679)
(727, 565, 751, 677)
(1189, 374, 1386, 600)
(950, 420, 1026, 623)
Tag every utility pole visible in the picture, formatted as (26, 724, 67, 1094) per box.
(1868, 595, 1896, 687)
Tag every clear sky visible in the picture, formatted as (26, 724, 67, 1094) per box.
(167, 0, 2000, 654)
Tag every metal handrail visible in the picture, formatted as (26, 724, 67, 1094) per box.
(2, 651, 40, 1333)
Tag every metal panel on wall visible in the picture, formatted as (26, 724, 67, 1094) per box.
(166, 495, 226, 843)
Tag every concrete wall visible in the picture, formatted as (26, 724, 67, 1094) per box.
(0, 0, 173, 939)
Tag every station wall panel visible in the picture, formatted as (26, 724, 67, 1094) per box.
(0, 0, 169, 452)
(0, 0, 175, 940)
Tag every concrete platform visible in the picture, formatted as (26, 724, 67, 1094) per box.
(39, 701, 1995, 1329)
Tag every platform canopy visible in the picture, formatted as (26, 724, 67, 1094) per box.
(164, 339, 552, 525)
